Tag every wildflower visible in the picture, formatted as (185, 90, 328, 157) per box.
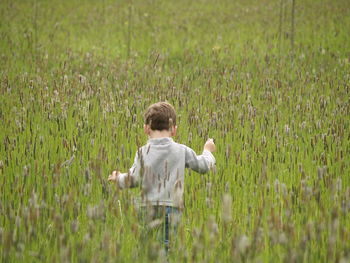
(237, 235, 250, 254)
(15, 216, 21, 228)
(316, 120, 322, 129)
(335, 177, 342, 193)
(71, 220, 79, 233)
(87, 203, 105, 220)
(83, 233, 91, 243)
(278, 232, 288, 245)
(206, 197, 213, 209)
(206, 182, 212, 194)
(147, 242, 162, 261)
(222, 194, 232, 223)
(85, 168, 91, 183)
(207, 215, 219, 239)
(212, 45, 221, 52)
(225, 182, 230, 192)
(61, 155, 75, 167)
(148, 219, 162, 229)
(83, 183, 91, 196)
(274, 179, 280, 193)
(172, 180, 184, 208)
(284, 124, 290, 135)
(317, 166, 327, 180)
(78, 74, 86, 84)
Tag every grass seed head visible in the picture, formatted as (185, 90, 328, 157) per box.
(222, 194, 233, 223)
(237, 235, 250, 254)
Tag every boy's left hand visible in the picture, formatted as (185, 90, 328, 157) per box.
(108, 170, 120, 182)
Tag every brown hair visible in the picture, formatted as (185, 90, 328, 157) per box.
(144, 102, 176, 131)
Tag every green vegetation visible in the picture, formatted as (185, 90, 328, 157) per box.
(1, 0, 349, 262)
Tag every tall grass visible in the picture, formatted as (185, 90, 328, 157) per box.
(1, 0, 350, 262)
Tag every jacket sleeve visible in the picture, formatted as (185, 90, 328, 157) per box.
(117, 150, 142, 188)
(184, 146, 216, 174)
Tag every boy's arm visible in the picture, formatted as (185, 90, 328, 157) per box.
(108, 151, 142, 188)
(185, 139, 216, 174)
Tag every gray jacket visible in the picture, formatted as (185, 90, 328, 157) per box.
(117, 137, 215, 207)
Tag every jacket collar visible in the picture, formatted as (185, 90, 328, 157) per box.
(147, 137, 174, 145)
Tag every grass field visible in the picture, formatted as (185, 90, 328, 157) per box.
(1, 0, 350, 262)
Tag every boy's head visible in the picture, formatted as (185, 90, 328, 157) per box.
(144, 102, 177, 134)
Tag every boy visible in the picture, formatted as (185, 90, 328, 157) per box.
(108, 101, 216, 251)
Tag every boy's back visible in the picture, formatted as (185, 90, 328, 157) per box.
(118, 137, 215, 208)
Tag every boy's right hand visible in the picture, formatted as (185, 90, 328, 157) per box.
(204, 138, 216, 153)
(108, 170, 120, 182)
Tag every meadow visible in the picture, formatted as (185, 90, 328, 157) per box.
(1, 0, 350, 262)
